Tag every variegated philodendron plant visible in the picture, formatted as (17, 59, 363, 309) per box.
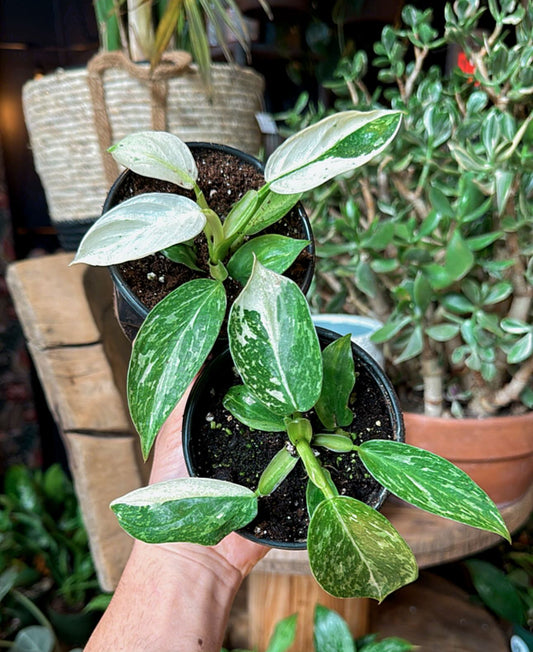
(110, 261, 510, 600)
(73, 110, 403, 458)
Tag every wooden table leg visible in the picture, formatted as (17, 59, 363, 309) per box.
(247, 571, 369, 651)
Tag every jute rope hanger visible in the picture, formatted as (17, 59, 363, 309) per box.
(87, 50, 193, 186)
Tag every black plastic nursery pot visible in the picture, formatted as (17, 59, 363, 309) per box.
(105, 142, 315, 341)
(182, 326, 405, 549)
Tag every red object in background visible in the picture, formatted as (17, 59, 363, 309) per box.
(458, 51, 476, 75)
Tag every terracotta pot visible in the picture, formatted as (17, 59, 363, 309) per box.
(404, 411, 533, 505)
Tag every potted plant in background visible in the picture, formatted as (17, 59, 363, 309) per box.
(0, 464, 110, 648)
(72, 108, 509, 602)
(279, 0, 533, 505)
(21, 0, 270, 250)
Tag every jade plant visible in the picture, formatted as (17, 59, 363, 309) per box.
(110, 261, 510, 600)
(73, 109, 403, 458)
(280, 0, 533, 418)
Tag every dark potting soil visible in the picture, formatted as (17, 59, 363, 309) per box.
(113, 147, 313, 311)
(187, 348, 399, 546)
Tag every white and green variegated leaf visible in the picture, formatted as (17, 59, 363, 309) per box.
(228, 261, 322, 416)
(223, 385, 286, 431)
(12, 627, 55, 652)
(227, 235, 309, 285)
(264, 110, 402, 194)
(128, 279, 226, 459)
(110, 478, 257, 545)
(308, 496, 418, 600)
(109, 131, 198, 188)
(72, 193, 206, 266)
(313, 604, 356, 652)
(358, 441, 510, 541)
(315, 334, 355, 430)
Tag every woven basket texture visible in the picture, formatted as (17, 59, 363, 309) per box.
(22, 63, 265, 226)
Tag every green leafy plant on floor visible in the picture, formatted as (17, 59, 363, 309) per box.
(0, 465, 110, 645)
(110, 260, 509, 600)
(73, 111, 403, 459)
(222, 603, 414, 652)
(279, 0, 533, 418)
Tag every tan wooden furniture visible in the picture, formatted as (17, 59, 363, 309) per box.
(7, 252, 532, 651)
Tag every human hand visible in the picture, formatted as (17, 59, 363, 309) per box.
(149, 385, 269, 577)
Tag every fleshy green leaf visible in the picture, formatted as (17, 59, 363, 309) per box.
(223, 385, 286, 431)
(507, 332, 533, 363)
(228, 261, 322, 416)
(464, 559, 526, 625)
(358, 441, 510, 541)
(313, 604, 356, 652)
(265, 613, 298, 652)
(72, 193, 206, 266)
(227, 235, 309, 285)
(308, 496, 418, 600)
(265, 110, 402, 194)
(243, 191, 302, 236)
(315, 335, 355, 429)
(110, 478, 257, 545)
(12, 626, 55, 652)
(109, 131, 198, 188)
(162, 243, 202, 271)
(128, 279, 226, 459)
(425, 323, 461, 341)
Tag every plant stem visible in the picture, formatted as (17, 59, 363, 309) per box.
(295, 439, 337, 500)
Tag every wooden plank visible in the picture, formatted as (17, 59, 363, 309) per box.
(27, 342, 132, 434)
(247, 573, 369, 652)
(6, 252, 100, 348)
(64, 432, 144, 592)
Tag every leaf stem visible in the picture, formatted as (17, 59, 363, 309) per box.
(296, 439, 337, 500)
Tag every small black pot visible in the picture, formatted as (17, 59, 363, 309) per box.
(182, 326, 405, 549)
(105, 142, 315, 341)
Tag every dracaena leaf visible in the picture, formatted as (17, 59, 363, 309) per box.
(228, 261, 322, 416)
(72, 193, 206, 266)
(358, 440, 510, 541)
(265, 110, 402, 194)
(109, 131, 198, 188)
(223, 385, 286, 431)
(111, 478, 257, 545)
(128, 279, 226, 459)
(307, 496, 418, 600)
(315, 335, 355, 429)
(227, 234, 309, 285)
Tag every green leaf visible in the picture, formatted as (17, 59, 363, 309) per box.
(371, 316, 411, 343)
(441, 293, 476, 314)
(12, 626, 55, 652)
(109, 131, 198, 188)
(425, 323, 461, 341)
(507, 332, 533, 363)
(358, 441, 510, 541)
(4, 466, 40, 512)
(128, 279, 226, 459)
(223, 385, 286, 431)
(307, 496, 418, 600)
(395, 326, 424, 363)
(227, 235, 309, 285)
(110, 478, 257, 545)
(501, 318, 531, 335)
(444, 230, 475, 281)
(465, 559, 526, 625)
(313, 604, 355, 652)
(495, 169, 514, 215)
(265, 613, 298, 652)
(265, 110, 402, 194)
(243, 191, 302, 236)
(222, 190, 260, 239)
(315, 335, 355, 429)
(72, 193, 206, 266)
(257, 448, 299, 497)
(359, 637, 413, 652)
(0, 567, 18, 601)
(162, 243, 202, 271)
(429, 186, 454, 217)
(228, 261, 322, 416)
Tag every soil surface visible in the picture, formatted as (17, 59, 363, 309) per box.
(111, 146, 313, 312)
(186, 338, 402, 546)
